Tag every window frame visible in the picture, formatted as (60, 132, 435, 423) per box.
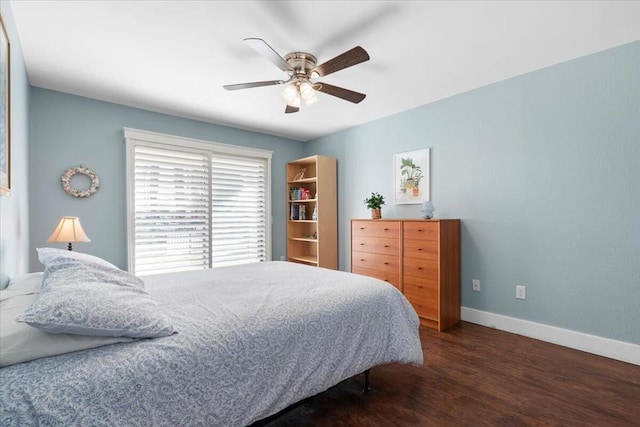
(124, 127, 272, 274)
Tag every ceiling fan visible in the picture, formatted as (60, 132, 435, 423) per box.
(223, 38, 370, 114)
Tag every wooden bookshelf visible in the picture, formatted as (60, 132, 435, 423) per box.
(286, 155, 337, 269)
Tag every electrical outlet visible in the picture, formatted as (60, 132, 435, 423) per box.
(516, 285, 526, 300)
(472, 279, 481, 292)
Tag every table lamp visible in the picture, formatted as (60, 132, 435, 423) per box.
(47, 216, 91, 251)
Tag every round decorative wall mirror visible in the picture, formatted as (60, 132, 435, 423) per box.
(61, 166, 100, 198)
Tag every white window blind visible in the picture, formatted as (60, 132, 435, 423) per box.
(211, 154, 267, 267)
(133, 145, 211, 275)
(125, 128, 272, 275)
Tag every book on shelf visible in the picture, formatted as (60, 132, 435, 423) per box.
(290, 187, 311, 201)
(290, 204, 307, 220)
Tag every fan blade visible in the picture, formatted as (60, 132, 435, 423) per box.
(313, 46, 370, 77)
(285, 105, 299, 114)
(223, 80, 285, 91)
(244, 38, 292, 72)
(316, 83, 366, 104)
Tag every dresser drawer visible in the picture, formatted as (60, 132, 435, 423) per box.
(403, 291, 438, 321)
(403, 239, 438, 262)
(403, 260, 438, 279)
(352, 266, 400, 289)
(403, 276, 438, 320)
(352, 236, 400, 256)
(352, 220, 400, 238)
(403, 274, 438, 293)
(403, 221, 439, 241)
(352, 252, 400, 273)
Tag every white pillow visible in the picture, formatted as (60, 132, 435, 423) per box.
(37, 247, 118, 270)
(7, 272, 44, 293)
(0, 289, 134, 367)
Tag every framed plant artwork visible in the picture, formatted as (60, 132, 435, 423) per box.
(0, 13, 9, 196)
(394, 148, 430, 204)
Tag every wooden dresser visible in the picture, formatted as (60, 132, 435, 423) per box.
(351, 219, 460, 331)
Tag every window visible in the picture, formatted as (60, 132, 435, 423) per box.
(125, 128, 271, 275)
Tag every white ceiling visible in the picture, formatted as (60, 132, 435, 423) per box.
(9, 1, 640, 142)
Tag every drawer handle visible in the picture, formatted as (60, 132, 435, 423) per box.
(360, 243, 365, 245)
(417, 248, 422, 251)
(384, 245, 389, 248)
(384, 279, 389, 282)
(360, 259, 365, 262)
(384, 228, 389, 231)
(384, 262, 389, 265)
(360, 227, 365, 230)
(417, 267, 423, 270)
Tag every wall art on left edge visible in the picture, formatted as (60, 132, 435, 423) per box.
(394, 148, 430, 205)
(0, 13, 10, 196)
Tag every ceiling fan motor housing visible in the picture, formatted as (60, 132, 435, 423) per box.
(285, 52, 319, 78)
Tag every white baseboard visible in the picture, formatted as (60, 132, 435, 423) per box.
(461, 307, 640, 366)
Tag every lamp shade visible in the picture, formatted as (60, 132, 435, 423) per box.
(47, 216, 90, 250)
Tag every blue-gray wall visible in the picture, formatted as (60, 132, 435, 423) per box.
(29, 88, 304, 271)
(305, 41, 640, 345)
(0, 1, 30, 287)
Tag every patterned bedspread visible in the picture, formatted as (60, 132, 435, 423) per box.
(0, 261, 423, 426)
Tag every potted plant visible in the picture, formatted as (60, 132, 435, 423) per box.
(364, 192, 385, 219)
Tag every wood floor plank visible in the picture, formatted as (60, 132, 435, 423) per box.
(258, 322, 640, 426)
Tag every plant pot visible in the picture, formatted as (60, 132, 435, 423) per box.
(371, 208, 381, 219)
(412, 187, 420, 197)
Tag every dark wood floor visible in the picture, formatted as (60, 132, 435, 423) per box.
(260, 322, 640, 426)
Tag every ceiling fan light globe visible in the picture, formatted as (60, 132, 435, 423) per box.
(292, 93, 301, 107)
(299, 81, 314, 98)
(284, 92, 301, 108)
(304, 93, 318, 106)
(281, 84, 298, 104)
(299, 81, 319, 106)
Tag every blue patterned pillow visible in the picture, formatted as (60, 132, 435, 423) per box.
(37, 247, 119, 270)
(17, 260, 174, 338)
(41, 255, 145, 290)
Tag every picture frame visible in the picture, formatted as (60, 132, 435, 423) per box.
(293, 168, 306, 181)
(0, 13, 10, 196)
(394, 148, 430, 204)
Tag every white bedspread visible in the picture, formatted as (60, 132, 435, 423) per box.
(0, 261, 423, 426)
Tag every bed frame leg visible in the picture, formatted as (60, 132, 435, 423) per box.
(362, 369, 371, 394)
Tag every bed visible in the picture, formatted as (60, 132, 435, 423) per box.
(0, 252, 423, 426)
